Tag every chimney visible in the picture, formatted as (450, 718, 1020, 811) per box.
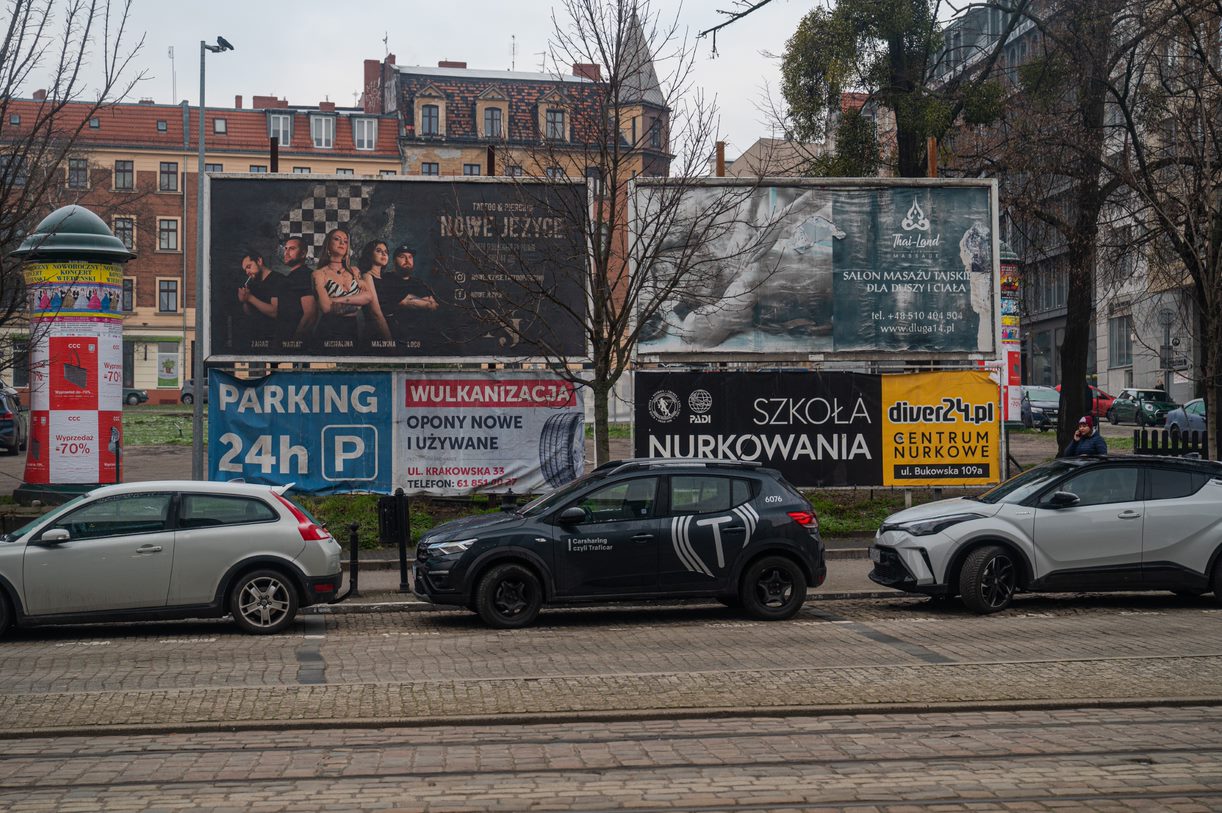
(252, 95, 289, 109)
(572, 63, 601, 81)
(386, 53, 396, 65)
(32, 88, 47, 101)
(363, 59, 383, 115)
(438, 60, 466, 69)
(234, 95, 243, 109)
(319, 101, 336, 112)
(137, 98, 155, 105)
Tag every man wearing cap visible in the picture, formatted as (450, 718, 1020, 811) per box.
(379, 245, 438, 338)
(1062, 415, 1108, 456)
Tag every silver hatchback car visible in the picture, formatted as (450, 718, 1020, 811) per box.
(870, 456, 1222, 613)
(0, 481, 342, 635)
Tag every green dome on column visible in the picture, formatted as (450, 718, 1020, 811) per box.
(10, 204, 136, 263)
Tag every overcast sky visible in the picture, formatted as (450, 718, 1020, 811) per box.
(66, 0, 814, 161)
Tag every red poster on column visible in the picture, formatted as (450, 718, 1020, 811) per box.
(23, 411, 50, 484)
(48, 336, 99, 410)
(97, 411, 123, 483)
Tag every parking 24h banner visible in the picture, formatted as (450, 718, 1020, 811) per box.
(634, 370, 999, 487)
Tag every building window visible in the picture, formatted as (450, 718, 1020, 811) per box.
(204, 162, 223, 173)
(156, 120, 168, 132)
(158, 279, 179, 313)
(67, 158, 88, 189)
(122, 278, 135, 312)
(484, 107, 503, 139)
(8, 113, 19, 126)
(463, 163, 481, 176)
(506, 165, 524, 177)
(545, 166, 564, 179)
(113, 217, 135, 250)
(159, 161, 178, 192)
(213, 117, 227, 134)
(310, 115, 335, 148)
(268, 112, 291, 145)
(336, 168, 354, 175)
(421, 162, 440, 176)
(293, 166, 311, 174)
(89, 117, 100, 129)
(113, 160, 134, 190)
(420, 104, 439, 136)
(353, 118, 377, 150)
(379, 169, 397, 176)
(649, 118, 662, 149)
(1108, 315, 1133, 368)
(157, 218, 179, 252)
(2, 155, 26, 187)
(545, 109, 566, 140)
(249, 165, 268, 173)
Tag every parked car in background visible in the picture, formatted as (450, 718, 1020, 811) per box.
(179, 379, 208, 405)
(1107, 388, 1178, 426)
(870, 455, 1222, 613)
(123, 387, 149, 406)
(1055, 384, 1115, 419)
(1165, 398, 1207, 437)
(1019, 385, 1060, 431)
(0, 392, 26, 455)
(0, 481, 343, 636)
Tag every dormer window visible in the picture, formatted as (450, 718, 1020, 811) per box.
(483, 107, 503, 139)
(352, 118, 377, 150)
(413, 86, 448, 139)
(421, 105, 439, 136)
(545, 109, 566, 141)
(268, 112, 292, 145)
(310, 114, 335, 148)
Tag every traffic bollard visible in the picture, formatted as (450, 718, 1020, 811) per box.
(347, 522, 360, 598)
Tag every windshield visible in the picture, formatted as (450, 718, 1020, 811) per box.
(519, 470, 608, 517)
(1025, 387, 1059, 401)
(2, 495, 88, 541)
(972, 461, 1078, 504)
(1136, 390, 1167, 400)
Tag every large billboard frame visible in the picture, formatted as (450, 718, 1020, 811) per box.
(629, 177, 1002, 364)
(202, 173, 591, 365)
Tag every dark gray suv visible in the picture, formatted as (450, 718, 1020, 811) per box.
(414, 459, 826, 628)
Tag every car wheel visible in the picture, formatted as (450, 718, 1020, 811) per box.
(125, 393, 139, 406)
(1168, 423, 1182, 440)
(229, 569, 299, 634)
(475, 563, 543, 629)
(1212, 557, 1222, 605)
(740, 555, 807, 621)
(0, 593, 10, 637)
(959, 545, 1017, 614)
(1107, 409, 1117, 425)
(181, 393, 194, 404)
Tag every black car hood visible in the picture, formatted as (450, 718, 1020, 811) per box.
(422, 512, 525, 543)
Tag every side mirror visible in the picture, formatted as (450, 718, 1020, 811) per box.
(557, 506, 586, 525)
(1047, 491, 1080, 508)
(36, 528, 70, 543)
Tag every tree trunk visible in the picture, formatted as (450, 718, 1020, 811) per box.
(1056, 233, 1098, 454)
(592, 378, 612, 467)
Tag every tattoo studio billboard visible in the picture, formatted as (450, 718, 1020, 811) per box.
(635, 180, 999, 357)
(634, 370, 1000, 487)
(204, 176, 588, 363)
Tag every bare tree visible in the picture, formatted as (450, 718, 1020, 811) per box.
(0, 0, 145, 372)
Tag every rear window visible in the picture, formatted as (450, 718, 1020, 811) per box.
(670, 475, 754, 514)
(179, 494, 277, 528)
(1147, 469, 1211, 501)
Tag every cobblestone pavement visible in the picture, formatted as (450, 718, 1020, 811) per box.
(2, 595, 1221, 732)
(1, 706, 1220, 811)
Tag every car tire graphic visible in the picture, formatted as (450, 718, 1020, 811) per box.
(539, 412, 583, 488)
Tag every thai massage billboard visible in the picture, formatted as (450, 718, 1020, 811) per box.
(204, 176, 588, 363)
(634, 179, 999, 357)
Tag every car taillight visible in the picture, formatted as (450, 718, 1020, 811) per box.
(0, 412, 11, 420)
(274, 493, 330, 541)
(788, 510, 818, 530)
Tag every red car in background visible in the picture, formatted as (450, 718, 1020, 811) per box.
(1056, 385, 1115, 419)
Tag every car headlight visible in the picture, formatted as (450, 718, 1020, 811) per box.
(894, 513, 984, 536)
(427, 537, 477, 556)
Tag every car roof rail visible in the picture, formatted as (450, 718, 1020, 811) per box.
(602, 457, 763, 476)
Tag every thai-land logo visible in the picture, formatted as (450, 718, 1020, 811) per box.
(648, 390, 681, 423)
(893, 196, 940, 249)
(688, 389, 712, 424)
(902, 197, 931, 231)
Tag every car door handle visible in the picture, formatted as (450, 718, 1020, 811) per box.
(1117, 511, 1142, 520)
(631, 533, 654, 542)
(137, 544, 163, 553)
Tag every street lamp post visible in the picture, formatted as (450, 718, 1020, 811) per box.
(192, 36, 233, 480)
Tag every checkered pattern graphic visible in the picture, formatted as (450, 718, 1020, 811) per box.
(278, 182, 375, 257)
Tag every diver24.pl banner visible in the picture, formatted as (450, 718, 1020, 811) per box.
(634, 370, 1000, 487)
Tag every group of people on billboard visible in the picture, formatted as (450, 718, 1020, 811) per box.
(234, 227, 440, 354)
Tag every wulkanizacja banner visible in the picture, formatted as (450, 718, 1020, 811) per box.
(635, 181, 998, 356)
(205, 176, 588, 363)
(208, 371, 585, 496)
(634, 370, 1000, 488)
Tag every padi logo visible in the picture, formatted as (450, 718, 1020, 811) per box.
(893, 196, 940, 249)
(688, 389, 712, 424)
(649, 390, 681, 423)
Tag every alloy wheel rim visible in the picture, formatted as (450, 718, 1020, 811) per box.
(238, 577, 291, 628)
(980, 555, 1015, 609)
(756, 567, 794, 608)
(494, 579, 529, 617)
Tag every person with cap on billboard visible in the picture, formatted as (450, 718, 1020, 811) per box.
(380, 244, 438, 337)
(1062, 415, 1108, 457)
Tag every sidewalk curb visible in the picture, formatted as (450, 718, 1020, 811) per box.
(4, 696, 1219, 740)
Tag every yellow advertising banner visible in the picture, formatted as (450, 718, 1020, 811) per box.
(881, 371, 1001, 486)
(23, 261, 124, 286)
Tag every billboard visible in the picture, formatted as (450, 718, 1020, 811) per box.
(205, 176, 588, 363)
(635, 180, 998, 357)
(208, 370, 584, 496)
(634, 370, 1000, 487)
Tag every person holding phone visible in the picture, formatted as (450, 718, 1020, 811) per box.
(1062, 415, 1108, 456)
